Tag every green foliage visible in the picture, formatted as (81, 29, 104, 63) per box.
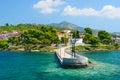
(75, 46, 86, 50)
(104, 46, 114, 50)
(21, 26, 59, 46)
(83, 27, 94, 44)
(83, 34, 92, 44)
(75, 46, 99, 51)
(89, 36, 100, 45)
(99, 45, 114, 50)
(102, 39, 111, 44)
(84, 27, 92, 35)
(29, 38, 40, 44)
(0, 24, 60, 50)
(84, 28, 111, 45)
(41, 39, 51, 46)
(85, 46, 92, 50)
(5, 23, 9, 26)
(75, 45, 115, 51)
(0, 40, 9, 49)
(61, 37, 68, 45)
(8, 36, 20, 45)
(71, 30, 80, 38)
(0, 24, 47, 32)
(24, 44, 33, 52)
(114, 43, 120, 49)
(98, 30, 111, 44)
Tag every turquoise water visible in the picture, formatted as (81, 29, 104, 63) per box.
(0, 51, 120, 80)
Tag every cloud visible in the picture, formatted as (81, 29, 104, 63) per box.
(63, 5, 120, 18)
(33, 0, 64, 14)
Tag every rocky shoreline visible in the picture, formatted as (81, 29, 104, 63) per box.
(0, 48, 56, 53)
(0, 46, 120, 53)
(75, 49, 120, 52)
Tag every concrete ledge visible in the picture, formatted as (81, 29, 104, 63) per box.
(56, 51, 89, 68)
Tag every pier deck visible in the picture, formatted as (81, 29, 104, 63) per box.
(56, 46, 89, 67)
(56, 47, 73, 58)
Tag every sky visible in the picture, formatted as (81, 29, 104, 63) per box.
(0, 0, 120, 32)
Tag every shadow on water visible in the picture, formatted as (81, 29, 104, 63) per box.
(54, 53, 62, 68)
(62, 66, 88, 69)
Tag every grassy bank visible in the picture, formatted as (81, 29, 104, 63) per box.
(0, 45, 57, 53)
(1, 44, 120, 53)
(74, 45, 120, 52)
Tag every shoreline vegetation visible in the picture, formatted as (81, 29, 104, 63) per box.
(0, 23, 120, 53)
(0, 44, 120, 53)
(74, 45, 120, 52)
(0, 45, 57, 53)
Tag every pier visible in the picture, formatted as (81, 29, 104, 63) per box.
(56, 46, 89, 67)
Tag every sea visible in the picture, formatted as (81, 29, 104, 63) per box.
(0, 51, 120, 80)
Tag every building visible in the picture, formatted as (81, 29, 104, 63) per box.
(57, 30, 71, 40)
(71, 38, 85, 46)
(0, 30, 20, 40)
(57, 32, 63, 40)
(64, 30, 71, 38)
(57, 30, 85, 46)
(76, 38, 85, 46)
(112, 37, 120, 43)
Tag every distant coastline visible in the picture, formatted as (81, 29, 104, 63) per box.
(1, 23, 120, 53)
(0, 45, 120, 53)
(0, 46, 56, 53)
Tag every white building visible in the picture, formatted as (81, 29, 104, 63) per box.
(71, 38, 85, 46)
(112, 37, 120, 43)
(76, 38, 85, 46)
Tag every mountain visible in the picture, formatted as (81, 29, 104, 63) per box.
(49, 21, 85, 32)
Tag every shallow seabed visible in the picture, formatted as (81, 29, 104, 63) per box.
(0, 51, 120, 80)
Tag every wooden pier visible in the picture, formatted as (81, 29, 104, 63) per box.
(56, 46, 89, 67)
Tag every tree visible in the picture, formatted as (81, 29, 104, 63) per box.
(24, 44, 33, 52)
(71, 30, 80, 38)
(89, 36, 100, 45)
(61, 37, 68, 46)
(83, 34, 92, 44)
(8, 36, 20, 45)
(0, 40, 9, 49)
(49, 26, 57, 33)
(98, 30, 112, 44)
(5, 23, 9, 26)
(84, 27, 92, 35)
(28, 38, 40, 44)
(114, 43, 120, 49)
(21, 27, 59, 46)
(102, 39, 111, 44)
(41, 39, 51, 46)
(1, 24, 60, 49)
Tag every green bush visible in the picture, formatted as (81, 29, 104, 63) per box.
(85, 46, 91, 50)
(0, 40, 9, 49)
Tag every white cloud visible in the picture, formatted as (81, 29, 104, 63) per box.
(33, 0, 64, 14)
(63, 5, 120, 18)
